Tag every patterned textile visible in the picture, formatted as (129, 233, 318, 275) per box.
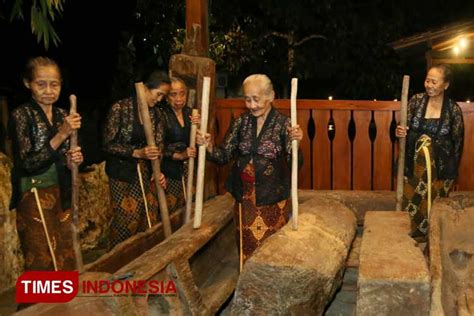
(103, 96, 163, 182)
(208, 107, 303, 206)
(234, 163, 290, 262)
(165, 177, 186, 215)
(16, 186, 76, 271)
(402, 135, 453, 237)
(108, 162, 159, 248)
(9, 101, 71, 209)
(405, 93, 464, 180)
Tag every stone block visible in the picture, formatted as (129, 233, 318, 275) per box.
(232, 195, 357, 315)
(357, 211, 430, 316)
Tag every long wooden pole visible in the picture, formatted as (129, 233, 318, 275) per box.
(69, 95, 84, 272)
(193, 77, 211, 229)
(290, 78, 299, 230)
(239, 202, 243, 272)
(185, 108, 199, 223)
(31, 187, 58, 271)
(136, 164, 152, 228)
(135, 82, 172, 237)
(396, 75, 410, 211)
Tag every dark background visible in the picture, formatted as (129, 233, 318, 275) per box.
(0, 0, 473, 164)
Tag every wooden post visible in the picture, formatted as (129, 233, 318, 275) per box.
(135, 83, 172, 237)
(193, 77, 210, 229)
(185, 0, 209, 56)
(396, 75, 410, 211)
(290, 78, 299, 230)
(185, 109, 199, 223)
(69, 95, 84, 272)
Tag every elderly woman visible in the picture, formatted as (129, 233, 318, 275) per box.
(160, 78, 197, 214)
(103, 71, 169, 248)
(396, 64, 464, 237)
(197, 74, 303, 262)
(10, 56, 83, 271)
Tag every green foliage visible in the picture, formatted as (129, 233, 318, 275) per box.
(110, 0, 185, 99)
(112, 0, 474, 99)
(7, 0, 64, 49)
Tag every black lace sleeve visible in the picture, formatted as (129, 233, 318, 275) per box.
(154, 111, 165, 154)
(103, 102, 134, 158)
(406, 94, 421, 127)
(451, 103, 464, 168)
(10, 108, 57, 173)
(208, 116, 242, 165)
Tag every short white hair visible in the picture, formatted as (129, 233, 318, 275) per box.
(242, 74, 274, 96)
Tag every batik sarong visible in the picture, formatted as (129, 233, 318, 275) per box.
(109, 162, 159, 248)
(234, 163, 290, 263)
(16, 186, 76, 271)
(402, 134, 453, 237)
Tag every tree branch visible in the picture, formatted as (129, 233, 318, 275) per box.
(268, 32, 291, 41)
(294, 34, 326, 47)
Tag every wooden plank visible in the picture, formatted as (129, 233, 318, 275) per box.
(214, 108, 232, 194)
(215, 108, 231, 144)
(297, 109, 311, 189)
(217, 99, 474, 112)
(394, 110, 401, 190)
(353, 111, 372, 190)
(373, 111, 393, 190)
(218, 99, 400, 111)
(332, 110, 351, 190)
(231, 107, 247, 119)
(313, 110, 331, 189)
(84, 212, 184, 273)
(214, 100, 474, 192)
(431, 58, 474, 64)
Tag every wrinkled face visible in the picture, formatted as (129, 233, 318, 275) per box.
(243, 81, 274, 118)
(424, 68, 449, 97)
(147, 83, 170, 107)
(168, 81, 187, 110)
(24, 66, 61, 107)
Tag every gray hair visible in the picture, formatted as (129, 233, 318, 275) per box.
(170, 77, 188, 90)
(242, 74, 274, 96)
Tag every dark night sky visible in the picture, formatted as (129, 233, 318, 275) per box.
(0, 1, 135, 109)
(1, 1, 473, 106)
(0, 0, 473, 162)
(0, 1, 137, 162)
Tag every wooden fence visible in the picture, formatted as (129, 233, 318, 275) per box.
(213, 99, 474, 193)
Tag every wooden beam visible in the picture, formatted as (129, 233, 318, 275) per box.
(216, 99, 474, 113)
(185, 0, 209, 56)
(426, 50, 433, 70)
(432, 32, 474, 51)
(432, 57, 474, 64)
(390, 21, 474, 50)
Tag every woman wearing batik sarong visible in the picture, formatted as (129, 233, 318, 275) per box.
(10, 56, 83, 271)
(103, 71, 169, 248)
(197, 74, 303, 262)
(160, 78, 197, 214)
(396, 64, 464, 237)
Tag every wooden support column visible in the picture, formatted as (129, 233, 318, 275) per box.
(170, 0, 215, 200)
(425, 50, 433, 70)
(185, 0, 209, 57)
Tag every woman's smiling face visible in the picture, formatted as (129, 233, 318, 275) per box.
(424, 67, 449, 98)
